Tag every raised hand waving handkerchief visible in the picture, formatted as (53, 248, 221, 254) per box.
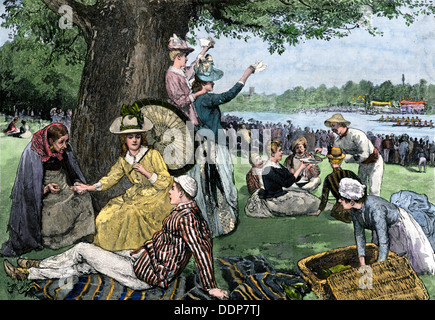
(251, 61, 267, 73)
(198, 36, 215, 48)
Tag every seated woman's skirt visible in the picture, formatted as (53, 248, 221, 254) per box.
(42, 169, 95, 249)
(245, 189, 320, 218)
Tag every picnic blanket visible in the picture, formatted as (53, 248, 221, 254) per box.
(29, 255, 308, 300)
(30, 273, 212, 300)
(216, 255, 309, 300)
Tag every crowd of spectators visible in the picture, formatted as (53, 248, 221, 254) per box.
(4, 110, 434, 170)
(221, 114, 435, 169)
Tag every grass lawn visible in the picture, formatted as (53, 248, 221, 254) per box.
(1, 121, 434, 300)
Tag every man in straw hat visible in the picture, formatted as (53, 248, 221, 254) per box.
(4, 175, 229, 299)
(316, 113, 384, 196)
(308, 147, 360, 223)
(165, 34, 214, 125)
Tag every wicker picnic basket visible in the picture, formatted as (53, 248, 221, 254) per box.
(297, 243, 427, 300)
(327, 256, 429, 300)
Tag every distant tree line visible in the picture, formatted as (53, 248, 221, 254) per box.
(222, 78, 435, 114)
(0, 38, 85, 118)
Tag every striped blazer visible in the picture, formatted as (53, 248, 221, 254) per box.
(246, 168, 262, 195)
(132, 201, 217, 290)
(318, 167, 360, 211)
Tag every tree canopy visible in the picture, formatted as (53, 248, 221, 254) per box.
(190, 0, 434, 53)
(1, 0, 86, 115)
(0, 37, 83, 116)
(1, 0, 434, 116)
(4, 0, 434, 54)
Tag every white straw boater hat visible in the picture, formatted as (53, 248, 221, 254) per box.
(339, 178, 366, 200)
(110, 103, 153, 134)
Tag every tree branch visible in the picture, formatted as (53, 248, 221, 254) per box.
(40, 0, 95, 43)
(297, 0, 312, 8)
(195, 0, 245, 5)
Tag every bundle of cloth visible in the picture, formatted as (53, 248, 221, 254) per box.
(216, 255, 309, 300)
(390, 190, 435, 251)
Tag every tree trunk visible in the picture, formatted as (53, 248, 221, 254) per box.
(43, 0, 196, 208)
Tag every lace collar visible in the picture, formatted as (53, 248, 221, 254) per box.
(125, 146, 148, 165)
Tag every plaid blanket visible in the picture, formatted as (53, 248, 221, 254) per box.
(29, 255, 308, 300)
(216, 255, 309, 300)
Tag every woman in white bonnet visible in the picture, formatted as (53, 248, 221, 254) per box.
(339, 178, 435, 275)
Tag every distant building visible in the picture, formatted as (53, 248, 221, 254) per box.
(400, 99, 426, 114)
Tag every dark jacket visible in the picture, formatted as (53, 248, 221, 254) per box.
(194, 82, 244, 141)
(258, 162, 298, 199)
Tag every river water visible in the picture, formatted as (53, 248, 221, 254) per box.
(225, 111, 435, 142)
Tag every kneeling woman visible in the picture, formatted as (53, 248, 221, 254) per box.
(72, 105, 173, 251)
(339, 178, 435, 274)
(4, 175, 228, 299)
(245, 140, 322, 218)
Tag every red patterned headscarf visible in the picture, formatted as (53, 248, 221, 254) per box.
(31, 123, 66, 162)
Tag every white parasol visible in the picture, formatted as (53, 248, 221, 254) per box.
(135, 99, 196, 175)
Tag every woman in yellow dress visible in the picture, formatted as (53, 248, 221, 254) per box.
(72, 105, 173, 251)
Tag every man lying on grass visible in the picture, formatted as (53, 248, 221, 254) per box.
(4, 175, 229, 299)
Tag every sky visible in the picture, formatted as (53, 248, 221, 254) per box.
(189, 11, 435, 95)
(1, 3, 435, 95)
(0, 4, 11, 45)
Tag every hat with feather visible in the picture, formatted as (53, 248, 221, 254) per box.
(194, 54, 223, 82)
(168, 34, 194, 53)
(110, 103, 153, 134)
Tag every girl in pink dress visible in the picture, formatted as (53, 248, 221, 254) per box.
(165, 34, 214, 125)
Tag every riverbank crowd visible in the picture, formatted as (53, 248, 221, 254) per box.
(221, 114, 435, 169)
(4, 111, 434, 169)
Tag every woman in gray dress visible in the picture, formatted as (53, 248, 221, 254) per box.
(339, 178, 435, 274)
(1, 123, 94, 256)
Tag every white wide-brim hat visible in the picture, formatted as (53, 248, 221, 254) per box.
(174, 175, 198, 198)
(109, 110, 153, 134)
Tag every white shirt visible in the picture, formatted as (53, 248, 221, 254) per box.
(333, 128, 374, 164)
